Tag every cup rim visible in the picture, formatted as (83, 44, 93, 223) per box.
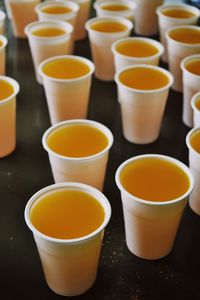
(85, 16, 133, 37)
(156, 3, 200, 21)
(114, 64, 174, 94)
(94, 0, 136, 12)
(24, 182, 112, 244)
(24, 20, 73, 40)
(35, 0, 80, 16)
(111, 37, 165, 61)
(115, 154, 194, 206)
(0, 35, 8, 49)
(191, 91, 200, 112)
(38, 55, 95, 82)
(166, 25, 200, 47)
(0, 76, 20, 104)
(0, 10, 6, 21)
(186, 126, 200, 157)
(180, 54, 200, 79)
(42, 119, 114, 161)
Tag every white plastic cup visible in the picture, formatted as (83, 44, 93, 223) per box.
(24, 182, 111, 296)
(114, 64, 174, 144)
(38, 55, 95, 125)
(166, 25, 200, 92)
(3, 0, 11, 19)
(156, 4, 200, 63)
(0, 35, 8, 75)
(8, 0, 40, 38)
(134, 0, 164, 36)
(115, 154, 194, 259)
(111, 37, 164, 73)
(25, 20, 73, 84)
(181, 54, 200, 128)
(85, 16, 133, 81)
(42, 119, 113, 191)
(93, 0, 136, 21)
(0, 10, 6, 34)
(186, 127, 200, 215)
(0, 76, 20, 158)
(191, 91, 200, 128)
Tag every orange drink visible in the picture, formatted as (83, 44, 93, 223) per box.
(114, 39, 159, 57)
(195, 97, 200, 111)
(31, 27, 66, 37)
(189, 129, 200, 153)
(169, 27, 200, 44)
(162, 8, 196, 18)
(0, 80, 14, 100)
(41, 6, 72, 14)
(101, 4, 129, 11)
(90, 20, 128, 33)
(185, 59, 200, 75)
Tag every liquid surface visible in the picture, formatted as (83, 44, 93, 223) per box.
(119, 67, 169, 90)
(0, 80, 14, 101)
(101, 4, 129, 11)
(30, 189, 105, 239)
(115, 40, 158, 57)
(190, 129, 200, 154)
(0, 40, 3, 47)
(169, 28, 200, 44)
(32, 27, 66, 37)
(47, 124, 108, 157)
(195, 97, 200, 110)
(120, 157, 190, 202)
(185, 59, 200, 76)
(42, 58, 90, 79)
(41, 6, 72, 14)
(91, 21, 127, 33)
(162, 8, 196, 18)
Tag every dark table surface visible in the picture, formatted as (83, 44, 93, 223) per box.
(1, 0, 200, 299)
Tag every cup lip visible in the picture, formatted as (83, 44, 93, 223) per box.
(156, 3, 200, 21)
(186, 126, 200, 157)
(0, 10, 6, 21)
(0, 76, 20, 105)
(42, 119, 114, 161)
(24, 182, 112, 244)
(166, 25, 200, 47)
(191, 91, 200, 112)
(115, 154, 194, 206)
(85, 16, 133, 37)
(114, 64, 174, 94)
(94, 0, 136, 12)
(38, 55, 95, 82)
(180, 54, 200, 79)
(24, 20, 73, 40)
(0, 35, 8, 49)
(111, 37, 164, 61)
(35, 0, 80, 16)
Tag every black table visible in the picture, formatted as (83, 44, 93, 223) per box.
(1, 1, 200, 299)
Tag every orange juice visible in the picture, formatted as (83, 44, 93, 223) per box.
(32, 27, 66, 37)
(185, 59, 200, 76)
(190, 129, 200, 153)
(115, 40, 158, 57)
(0, 39, 3, 47)
(162, 8, 196, 19)
(101, 4, 129, 11)
(119, 67, 169, 90)
(90, 20, 127, 33)
(30, 189, 105, 239)
(47, 124, 108, 157)
(41, 6, 72, 14)
(0, 80, 14, 101)
(120, 157, 190, 201)
(169, 28, 200, 44)
(195, 97, 200, 110)
(42, 58, 90, 79)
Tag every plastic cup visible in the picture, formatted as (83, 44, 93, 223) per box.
(0, 10, 6, 34)
(115, 154, 194, 259)
(114, 64, 174, 144)
(3, 0, 11, 19)
(42, 119, 113, 191)
(93, 0, 136, 21)
(111, 37, 164, 73)
(8, 0, 40, 38)
(156, 4, 200, 63)
(24, 182, 111, 296)
(38, 55, 95, 125)
(134, 0, 164, 36)
(0, 76, 20, 158)
(25, 20, 73, 84)
(186, 127, 200, 215)
(85, 16, 133, 81)
(191, 91, 200, 128)
(166, 25, 200, 92)
(181, 54, 200, 128)
(0, 35, 8, 75)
